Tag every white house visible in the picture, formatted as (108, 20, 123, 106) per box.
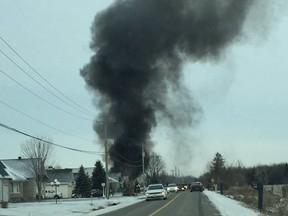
(0, 158, 43, 202)
(0, 162, 10, 202)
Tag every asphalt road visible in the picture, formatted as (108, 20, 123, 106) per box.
(99, 191, 221, 216)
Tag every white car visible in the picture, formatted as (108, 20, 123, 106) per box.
(145, 184, 168, 201)
(167, 183, 178, 193)
(45, 189, 63, 199)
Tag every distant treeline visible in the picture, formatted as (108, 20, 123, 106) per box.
(198, 162, 288, 189)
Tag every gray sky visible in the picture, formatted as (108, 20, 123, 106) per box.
(1, 0, 288, 177)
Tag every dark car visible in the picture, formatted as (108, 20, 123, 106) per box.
(177, 185, 185, 191)
(190, 182, 204, 192)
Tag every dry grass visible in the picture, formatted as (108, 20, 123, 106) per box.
(224, 186, 288, 216)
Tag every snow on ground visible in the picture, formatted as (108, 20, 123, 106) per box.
(0, 191, 264, 216)
(204, 190, 263, 216)
(0, 195, 145, 216)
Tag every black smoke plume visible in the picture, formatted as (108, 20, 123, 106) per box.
(81, 0, 254, 179)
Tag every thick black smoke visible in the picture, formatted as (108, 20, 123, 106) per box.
(81, 0, 254, 179)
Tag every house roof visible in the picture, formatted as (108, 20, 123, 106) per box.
(109, 172, 121, 181)
(0, 161, 9, 178)
(108, 176, 118, 183)
(71, 167, 120, 183)
(5, 167, 27, 181)
(45, 169, 75, 183)
(72, 167, 94, 176)
(0, 158, 43, 181)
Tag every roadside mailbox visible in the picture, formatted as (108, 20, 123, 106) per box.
(101, 183, 105, 198)
(251, 182, 263, 210)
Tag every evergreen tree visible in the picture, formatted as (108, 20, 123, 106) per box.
(75, 165, 91, 197)
(210, 152, 226, 183)
(91, 160, 106, 190)
(284, 163, 288, 183)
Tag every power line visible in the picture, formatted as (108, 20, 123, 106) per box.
(0, 122, 141, 168)
(1, 49, 92, 117)
(0, 122, 104, 155)
(0, 100, 93, 142)
(0, 47, 94, 118)
(0, 68, 93, 121)
(95, 120, 142, 177)
(110, 156, 143, 168)
(111, 147, 142, 164)
(0, 35, 95, 117)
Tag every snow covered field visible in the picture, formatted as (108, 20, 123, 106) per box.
(204, 191, 263, 216)
(0, 191, 264, 216)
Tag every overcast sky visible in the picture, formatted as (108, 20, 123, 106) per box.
(1, 1, 288, 177)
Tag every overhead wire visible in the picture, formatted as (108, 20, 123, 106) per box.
(110, 147, 142, 164)
(0, 100, 93, 142)
(0, 122, 143, 168)
(0, 37, 96, 146)
(0, 37, 146, 169)
(0, 35, 95, 117)
(0, 122, 104, 156)
(110, 156, 143, 168)
(0, 68, 93, 121)
(0, 49, 95, 120)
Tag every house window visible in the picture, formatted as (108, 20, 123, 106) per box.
(11, 182, 20, 193)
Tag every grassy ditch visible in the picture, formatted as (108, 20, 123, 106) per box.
(223, 186, 288, 216)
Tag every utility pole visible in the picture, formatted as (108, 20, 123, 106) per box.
(142, 142, 145, 187)
(95, 118, 114, 199)
(175, 166, 177, 183)
(171, 170, 174, 182)
(104, 119, 109, 199)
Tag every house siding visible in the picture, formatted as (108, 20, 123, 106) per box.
(59, 183, 74, 198)
(9, 181, 22, 201)
(46, 183, 74, 199)
(0, 179, 10, 202)
(10, 179, 36, 202)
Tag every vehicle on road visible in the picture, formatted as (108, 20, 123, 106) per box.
(177, 184, 185, 191)
(145, 184, 168, 201)
(190, 182, 204, 192)
(167, 183, 179, 193)
(45, 189, 63, 199)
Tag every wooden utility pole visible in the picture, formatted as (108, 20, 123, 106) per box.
(142, 142, 145, 187)
(104, 119, 109, 199)
(96, 119, 111, 199)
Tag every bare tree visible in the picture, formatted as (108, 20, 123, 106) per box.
(146, 152, 166, 184)
(21, 137, 55, 199)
